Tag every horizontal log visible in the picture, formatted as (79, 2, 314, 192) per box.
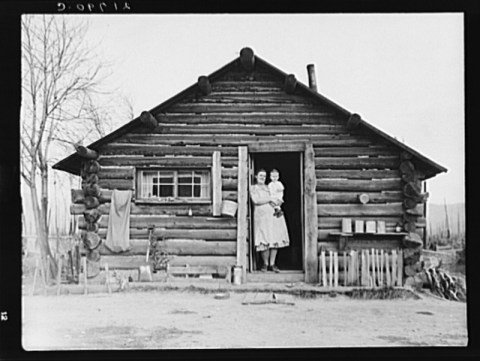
(97, 178, 134, 190)
(75, 145, 99, 160)
(315, 169, 400, 179)
(167, 103, 321, 113)
(211, 81, 282, 92)
(284, 74, 297, 94)
(98, 156, 238, 168)
(222, 191, 238, 201)
(77, 215, 237, 229)
(156, 112, 340, 125)
(197, 76, 212, 95)
(83, 183, 101, 197)
(197, 93, 318, 105)
(316, 179, 402, 191)
(140, 111, 158, 129)
(96, 228, 237, 240)
(313, 146, 398, 157)
(346, 113, 361, 130)
(119, 134, 374, 147)
(84, 196, 100, 209)
(315, 157, 399, 169)
(318, 216, 402, 229)
(222, 178, 237, 190)
(317, 203, 404, 217)
(75, 202, 213, 216)
(219, 70, 277, 82)
(240, 47, 255, 71)
(81, 160, 101, 175)
(152, 124, 348, 135)
(96, 255, 237, 270)
(82, 239, 236, 256)
(97, 167, 135, 179)
(316, 191, 403, 204)
(71, 189, 85, 204)
(101, 144, 239, 157)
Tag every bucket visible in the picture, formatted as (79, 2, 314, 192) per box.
(221, 200, 238, 217)
(232, 266, 243, 285)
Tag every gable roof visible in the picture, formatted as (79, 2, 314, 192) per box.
(53, 48, 447, 179)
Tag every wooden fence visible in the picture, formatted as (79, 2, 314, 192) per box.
(318, 249, 403, 288)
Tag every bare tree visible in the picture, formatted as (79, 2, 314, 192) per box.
(21, 15, 130, 280)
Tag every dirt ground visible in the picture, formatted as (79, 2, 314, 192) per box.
(21, 287, 468, 350)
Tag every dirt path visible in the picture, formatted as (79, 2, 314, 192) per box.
(22, 290, 467, 350)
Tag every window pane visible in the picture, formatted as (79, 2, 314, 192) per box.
(193, 184, 201, 197)
(178, 185, 193, 197)
(159, 185, 174, 197)
(159, 171, 174, 183)
(178, 171, 193, 184)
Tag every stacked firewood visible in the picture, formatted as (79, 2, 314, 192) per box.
(76, 145, 102, 276)
(422, 266, 466, 301)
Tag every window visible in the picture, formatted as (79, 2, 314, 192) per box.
(137, 169, 211, 202)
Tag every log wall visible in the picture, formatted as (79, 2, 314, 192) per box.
(70, 60, 426, 272)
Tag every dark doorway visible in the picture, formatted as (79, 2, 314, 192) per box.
(250, 152, 303, 271)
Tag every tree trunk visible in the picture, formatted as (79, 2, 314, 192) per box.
(30, 180, 57, 281)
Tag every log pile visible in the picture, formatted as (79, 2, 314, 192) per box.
(404, 264, 466, 302)
(76, 145, 102, 277)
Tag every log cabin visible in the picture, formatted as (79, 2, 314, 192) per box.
(53, 47, 446, 285)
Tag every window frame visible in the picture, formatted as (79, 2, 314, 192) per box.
(135, 167, 212, 204)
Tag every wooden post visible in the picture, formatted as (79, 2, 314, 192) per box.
(380, 249, 384, 287)
(318, 254, 323, 285)
(321, 250, 326, 287)
(343, 251, 347, 287)
(334, 251, 338, 287)
(236, 146, 248, 282)
(83, 257, 88, 295)
(391, 250, 397, 286)
(105, 263, 111, 294)
(385, 252, 391, 287)
(140, 111, 158, 130)
(328, 250, 333, 287)
(360, 251, 366, 286)
(239, 47, 255, 71)
(371, 249, 376, 287)
(212, 151, 222, 216)
(397, 249, 403, 286)
(75, 145, 99, 160)
(304, 144, 318, 283)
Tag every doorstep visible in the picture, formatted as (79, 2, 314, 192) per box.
(246, 270, 304, 284)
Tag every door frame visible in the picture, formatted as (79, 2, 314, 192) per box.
(236, 142, 318, 283)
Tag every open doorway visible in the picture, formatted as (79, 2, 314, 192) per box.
(249, 152, 303, 271)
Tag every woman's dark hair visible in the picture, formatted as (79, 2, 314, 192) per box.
(255, 168, 267, 176)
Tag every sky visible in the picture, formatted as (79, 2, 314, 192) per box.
(74, 13, 464, 205)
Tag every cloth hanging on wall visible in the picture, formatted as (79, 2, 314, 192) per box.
(105, 189, 132, 253)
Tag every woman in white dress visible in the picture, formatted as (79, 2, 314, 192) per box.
(250, 169, 290, 272)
